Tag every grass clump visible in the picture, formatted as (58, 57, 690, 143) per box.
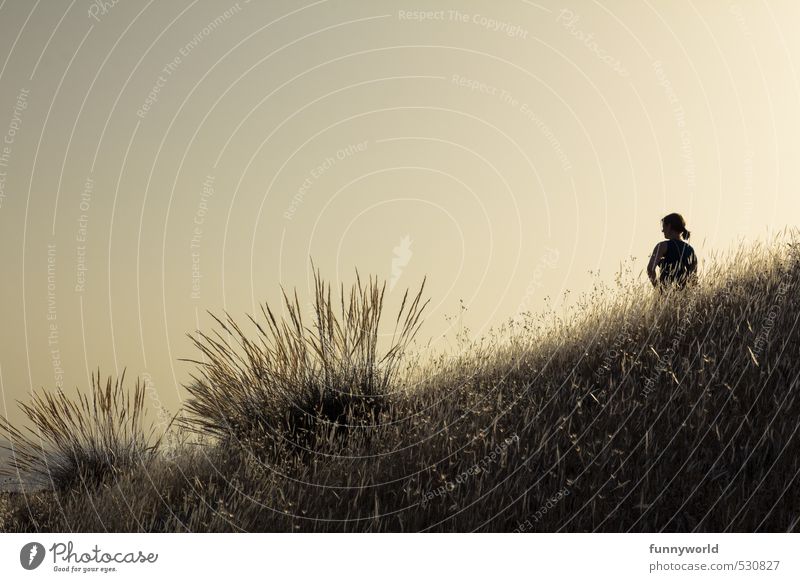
(180, 263, 429, 455)
(0, 369, 167, 492)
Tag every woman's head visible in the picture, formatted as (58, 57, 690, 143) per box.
(661, 212, 691, 240)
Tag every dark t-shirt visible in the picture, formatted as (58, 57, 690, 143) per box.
(658, 239, 697, 288)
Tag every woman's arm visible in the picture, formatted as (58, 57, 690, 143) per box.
(647, 242, 667, 287)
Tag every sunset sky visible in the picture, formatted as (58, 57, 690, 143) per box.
(1, 0, 799, 427)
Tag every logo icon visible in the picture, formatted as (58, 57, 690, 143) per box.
(20, 542, 46, 570)
(390, 234, 413, 291)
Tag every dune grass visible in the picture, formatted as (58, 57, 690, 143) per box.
(179, 263, 429, 456)
(0, 369, 167, 492)
(1, 232, 799, 532)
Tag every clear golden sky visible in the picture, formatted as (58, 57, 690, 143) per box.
(1, 0, 798, 427)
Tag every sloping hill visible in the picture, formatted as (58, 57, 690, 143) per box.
(0, 440, 20, 492)
(2, 233, 799, 532)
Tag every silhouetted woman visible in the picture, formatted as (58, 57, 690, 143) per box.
(647, 213, 697, 291)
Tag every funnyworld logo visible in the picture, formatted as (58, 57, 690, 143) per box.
(20, 542, 46, 570)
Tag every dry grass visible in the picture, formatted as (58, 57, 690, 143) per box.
(179, 263, 428, 455)
(0, 369, 168, 492)
(2, 233, 799, 532)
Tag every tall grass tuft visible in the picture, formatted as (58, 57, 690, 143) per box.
(0, 369, 166, 491)
(180, 262, 429, 453)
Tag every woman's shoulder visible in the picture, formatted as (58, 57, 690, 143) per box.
(654, 240, 669, 254)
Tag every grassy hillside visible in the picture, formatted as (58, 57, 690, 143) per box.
(2, 233, 799, 532)
(0, 441, 12, 490)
